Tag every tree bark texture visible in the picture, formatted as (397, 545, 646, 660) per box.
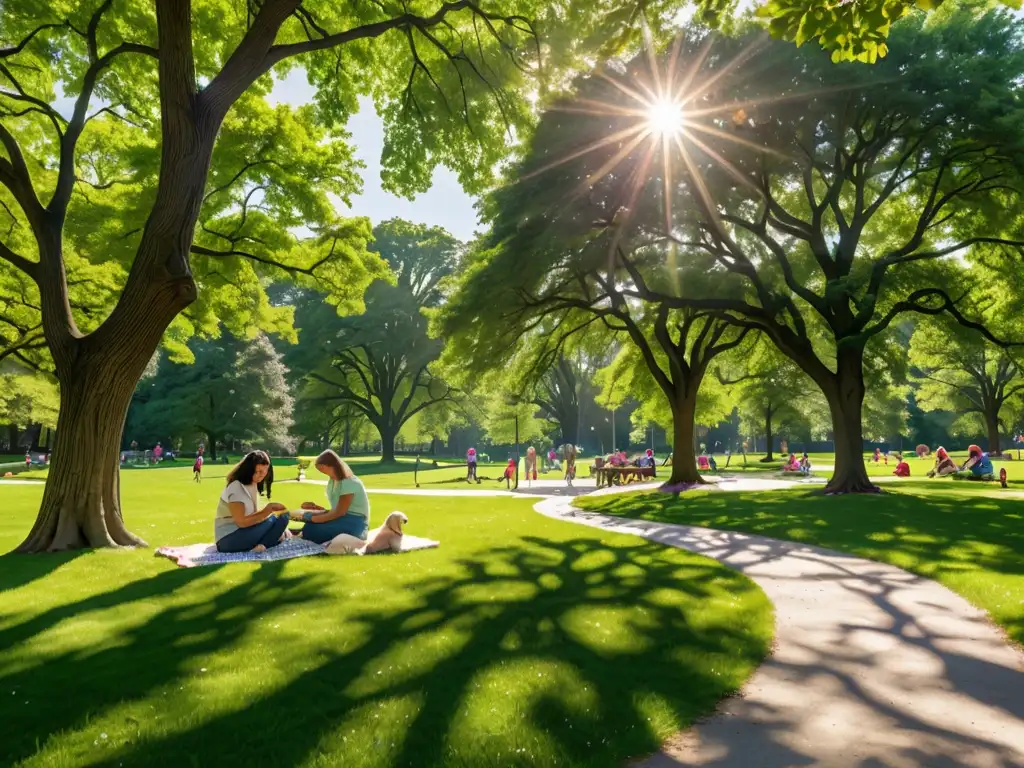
(984, 409, 1001, 455)
(19, 61, 220, 550)
(761, 405, 775, 462)
(379, 422, 396, 463)
(822, 351, 876, 494)
(665, 390, 705, 486)
(205, 432, 218, 461)
(17, 362, 148, 551)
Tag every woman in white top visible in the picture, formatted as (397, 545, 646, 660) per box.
(215, 450, 290, 553)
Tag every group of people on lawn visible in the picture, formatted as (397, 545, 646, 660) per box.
(923, 444, 998, 481)
(875, 444, 1000, 482)
(214, 449, 370, 554)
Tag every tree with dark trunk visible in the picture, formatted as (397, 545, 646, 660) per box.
(1, 1, 548, 550)
(761, 406, 775, 462)
(532, 356, 581, 447)
(438, 220, 750, 486)
(911, 318, 1024, 456)
(486, 15, 1024, 493)
(290, 219, 462, 463)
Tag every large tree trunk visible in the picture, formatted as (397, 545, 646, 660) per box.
(664, 390, 705, 486)
(205, 433, 218, 460)
(560, 407, 579, 448)
(342, 417, 352, 456)
(17, 364, 147, 552)
(984, 407, 1001, 455)
(823, 351, 876, 494)
(379, 423, 396, 463)
(761, 405, 775, 462)
(20, 32, 218, 550)
(6, 424, 19, 453)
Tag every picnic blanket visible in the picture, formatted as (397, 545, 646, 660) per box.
(156, 537, 326, 568)
(156, 534, 440, 568)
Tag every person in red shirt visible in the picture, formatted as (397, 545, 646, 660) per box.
(497, 458, 516, 489)
(893, 453, 911, 477)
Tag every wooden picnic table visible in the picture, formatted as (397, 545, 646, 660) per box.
(591, 465, 656, 487)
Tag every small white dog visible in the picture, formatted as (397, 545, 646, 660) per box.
(324, 511, 408, 555)
(363, 511, 408, 554)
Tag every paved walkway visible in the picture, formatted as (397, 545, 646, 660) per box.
(535, 495, 1024, 767)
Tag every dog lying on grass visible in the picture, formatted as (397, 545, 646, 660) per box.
(324, 511, 407, 555)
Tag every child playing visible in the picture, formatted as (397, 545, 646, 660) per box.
(893, 453, 910, 478)
(193, 450, 204, 483)
(466, 447, 478, 483)
(498, 457, 516, 488)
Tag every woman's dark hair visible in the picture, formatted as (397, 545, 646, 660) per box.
(258, 462, 274, 499)
(226, 450, 271, 489)
(315, 449, 354, 480)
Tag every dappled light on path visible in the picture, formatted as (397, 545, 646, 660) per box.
(539, 497, 1024, 767)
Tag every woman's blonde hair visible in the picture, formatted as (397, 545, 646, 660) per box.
(315, 449, 354, 479)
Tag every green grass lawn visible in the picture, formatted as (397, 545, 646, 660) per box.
(0, 469, 771, 768)
(577, 482, 1024, 648)
(10, 459, 528, 490)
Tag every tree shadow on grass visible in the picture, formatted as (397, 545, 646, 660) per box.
(0, 550, 85, 594)
(586, 488, 1024, 579)
(1, 561, 333, 766)
(61, 535, 772, 768)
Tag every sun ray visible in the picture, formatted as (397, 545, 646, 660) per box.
(680, 128, 764, 197)
(518, 123, 649, 182)
(665, 33, 685, 99)
(596, 70, 657, 112)
(661, 132, 674, 238)
(673, 132, 725, 237)
(571, 128, 653, 201)
(681, 83, 859, 122)
(548, 98, 650, 119)
(607, 139, 659, 273)
(682, 119, 794, 161)
(641, 18, 663, 96)
(672, 33, 716, 106)
(680, 36, 768, 109)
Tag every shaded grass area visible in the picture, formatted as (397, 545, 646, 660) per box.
(0, 474, 771, 767)
(577, 483, 1024, 647)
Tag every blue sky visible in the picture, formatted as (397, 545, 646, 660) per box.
(269, 70, 480, 242)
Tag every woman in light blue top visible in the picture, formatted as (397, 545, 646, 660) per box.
(299, 449, 370, 543)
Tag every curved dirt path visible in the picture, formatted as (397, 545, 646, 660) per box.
(534, 495, 1024, 768)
